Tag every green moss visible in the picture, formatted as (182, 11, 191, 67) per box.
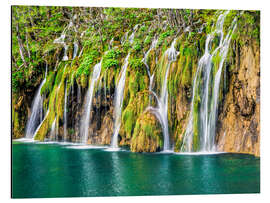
(181, 55, 192, 87)
(41, 71, 55, 95)
(144, 36, 151, 45)
(157, 30, 174, 46)
(212, 51, 221, 76)
(121, 90, 150, 142)
(55, 65, 65, 86)
(128, 73, 139, 97)
(122, 107, 135, 139)
(130, 111, 163, 152)
(55, 81, 65, 119)
(192, 93, 200, 151)
(13, 111, 20, 138)
(129, 58, 144, 70)
(132, 39, 142, 52)
(102, 48, 122, 70)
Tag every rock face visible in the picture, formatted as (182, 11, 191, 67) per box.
(216, 41, 260, 156)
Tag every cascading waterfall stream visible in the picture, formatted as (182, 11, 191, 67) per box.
(63, 80, 68, 141)
(205, 17, 237, 151)
(33, 110, 49, 140)
(79, 62, 102, 144)
(49, 118, 57, 141)
(111, 53, 130, 149)
(54, 34, 68, 61)
(146, 39, 178, 151)
(25, 65, 47, 139)
(181, 11, 237, 152)
(54, 15, 77, 61)
(110, 24, 139, 149)
(142, 37, 158, 92)
(73, 41, 78, 59)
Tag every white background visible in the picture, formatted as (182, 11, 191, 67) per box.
(1, 0, 269, 202)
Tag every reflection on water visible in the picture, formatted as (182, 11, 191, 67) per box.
(12, 142, 260, 198)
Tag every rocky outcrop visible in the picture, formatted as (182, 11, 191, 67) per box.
(130, 111, 163, 152)
(216, 41, 260, 156)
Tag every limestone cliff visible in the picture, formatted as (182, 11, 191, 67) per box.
(216, 40, 260, 156)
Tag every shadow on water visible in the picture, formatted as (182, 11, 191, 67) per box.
(12, 143, 260, 198)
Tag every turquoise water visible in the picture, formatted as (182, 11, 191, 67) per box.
(12, 142, 260, 198)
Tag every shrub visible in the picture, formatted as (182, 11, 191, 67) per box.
(76, 50, 99, 77)
(129, 58, 144, 70)
(102, 49, 122, 69)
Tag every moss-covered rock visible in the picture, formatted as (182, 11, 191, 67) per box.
(121, 90, 150, 141)
(130, 111, 163, 152)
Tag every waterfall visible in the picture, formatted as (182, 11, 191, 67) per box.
(111, 53, 130, 149)
(54, 15, 77, 61)
(25, 65, 47, 138)
(147, 39, 178, 151)
(121, 24, 139, 45)
(79, 62, 102, 144)
(49, 118, 57, 141)
(63, 44, 69, 61)
(142, 37, 158, 92)
(63, 80, 68, 141)
(110, 24, 139, 149)
(77, 85, 81, 104)
(53, 34, 69, 61)
(181, 11, 237, 152)
(73, 41, 78, 59)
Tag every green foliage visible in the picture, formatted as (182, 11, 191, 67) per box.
(122, 41, 131, 53)
(12, 71, 24, 92)
(76, 50, 99, 77)
(139, 25, 147, 33)
(129, 58, 144, 70)
(102, 49, 122, 69)
(144, 36, 151, 45)
(103, 59, 119, 69)
(132, 39, 142, 52)
(157, 30, 174, 46)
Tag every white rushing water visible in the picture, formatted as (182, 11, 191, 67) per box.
(49, 118, 57, 141)
(53, 34, 69, 61)
(111, 54, 130, 149)
(73, 41, 78, 59)
(181, 11, 237, 152)
(80, 62, 102, 144)
(142, 37, 158, 92)
(110, 24, 139, 149)
(25, 65, 47, 138)
(32, 109, 49, 140)
(63, 80, 68, 141)
(54, 15, 78, 61)
(147, 39, 178, 151)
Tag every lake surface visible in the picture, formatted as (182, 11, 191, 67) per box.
(12, 141, 260, 198)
